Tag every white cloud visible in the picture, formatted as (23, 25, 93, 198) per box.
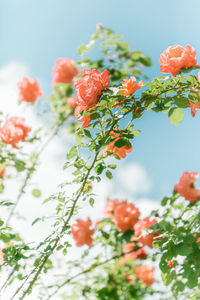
(0, 61, 29, 114)
(135, 197, 160, 218)
(116, 162, 152, 196)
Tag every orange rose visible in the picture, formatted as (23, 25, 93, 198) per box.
(159, 45, 198, 77)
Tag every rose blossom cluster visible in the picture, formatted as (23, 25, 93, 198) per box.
(52, 58, 78, 86)
(18, 76, 43, 103)
(0, 117, 31, 149)
(113, 201, 140, 232)
(74, 69, 109, 127)
(71, 217, 94, 247)
(159, 45, 198, 77)
(104, 199, 160, 248)
(120, 76, 144, 97)
(174, 171, 200, 203)
(71, 198, 155, 286)
(119, 240, 146, 264)
(135, 265, 154, 287)
(104, 131, 133, 159)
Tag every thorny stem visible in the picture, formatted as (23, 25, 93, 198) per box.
(46, 251, 130, 300)
(0, 264, 18, 292)
(6, 118, 67, 226)
(12, 151, 99, 300)
(11, 113, 121, 299)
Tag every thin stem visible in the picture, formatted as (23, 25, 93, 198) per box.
(0, 264, 18, 292)
(47, 251, 128, 300)
(13, 152, 99, 300)
(6, 119, 66, 226)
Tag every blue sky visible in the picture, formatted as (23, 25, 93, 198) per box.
(1, 0, 200, 200)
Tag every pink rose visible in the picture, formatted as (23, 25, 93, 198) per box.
(18, 76, 43, 103)
(71, 217, 94, 247)
(159, 45, 198, 77)
(114, 202, 140, 232)
(0, 117, 31, 149)
(174, 172, 200, 203)
(75, 69, 109, 111)
(52, 58, 78, 86)
(134, 218, 158, 248)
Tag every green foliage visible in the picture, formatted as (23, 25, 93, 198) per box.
(155, 192, 200, 298)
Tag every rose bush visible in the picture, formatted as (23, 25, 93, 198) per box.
(0, 25, 200, 300)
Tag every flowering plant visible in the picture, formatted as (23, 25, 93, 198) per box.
(0, 25, 200, 300)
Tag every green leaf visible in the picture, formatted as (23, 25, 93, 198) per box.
(105, 170, 113, 179)
(176, 243, 192, 256)
(90, 112, 100, 120)
(139, 56, 152, 66)
(15, 160, 26, 172)
(183, 235, 196, 244)
(56, 245, 63, 251)
(107, 164, 116, 169)
(179, 66, 200, 74)
(89, 197, 95, 207)
(43, 197, 52, 204)
(159, 260, 169, 273)
(117, 41, 129, 52)
(168, 107, 184, 125)
(176, 281, 185, 291)
(161, 197, 169, 206)
(187, 75, 199, 87)
(95, 163, 105, 175)
(174, 96, 189, 108)
(32, 189, 41, 198)
(131, 130, 140, 137)
(0, 183, 4, 193)
(77, 44, 87, 56)
(187, 271, 198, 288)
(114, 139, 131, 148)
(83, 129, 92, 138)
(32, 217, 41, 226)
(161, 272, 171, 286)
(66, 146, 77, 160)
(188, 91, 199, 104)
